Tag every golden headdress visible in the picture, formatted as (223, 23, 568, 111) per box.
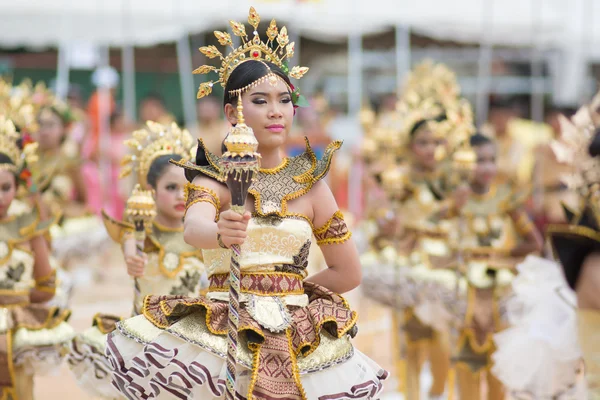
(0, 79, 38, 133)
(120, 121, 194, 187)
(377, 60, 476, 158)
(193, 6, 309, 99)
(551, 91, 600, 195)
(0, 116, 38, 176)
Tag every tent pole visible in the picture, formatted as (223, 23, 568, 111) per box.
(395, 24, 411, 93)
(347, 33, 362, 117)
(97, 46, 112, 211)
(176, 33, 198, 131)
(55, 43, 70, 99)
(122, 46, 136, 123)
(475, 0, 494, 127)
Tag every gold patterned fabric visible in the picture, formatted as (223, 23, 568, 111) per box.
(313, 210, 352, 246)
(172, 137, 341, 217)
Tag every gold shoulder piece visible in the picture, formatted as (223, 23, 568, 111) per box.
(18, 203, 61, 239)
(101, 209, 134, 244)
(170, 138, 224, 183)
(314, 140, 343, 182)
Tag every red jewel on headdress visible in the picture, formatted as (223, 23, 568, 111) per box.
(22, 134, 34, 146)
(252, 51, 259, 58)
(19, 169, 31, 180)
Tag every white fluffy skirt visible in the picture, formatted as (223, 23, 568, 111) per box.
(106, 315, 388, 400)
(50, 215, 111, 262)
(492, 256, 584, 399)
(68, 326, 121, 399)
(12, 321, 74, 376)
(360, 247, 417, 310)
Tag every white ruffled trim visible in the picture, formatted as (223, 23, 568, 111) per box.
(492, 256, 584, 398)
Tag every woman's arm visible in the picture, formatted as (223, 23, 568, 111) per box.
(29, 234, 55, 303)
(69, 163, 88, 205)
(509, 208, 543, 257)
(183, 176, 250, 250)
(304, 181, 361, 294)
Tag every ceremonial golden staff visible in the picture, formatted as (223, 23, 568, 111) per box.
(220, 97, 261, 400)
(124, 184, 157, 315)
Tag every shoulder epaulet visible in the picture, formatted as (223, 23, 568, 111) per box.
(170, 138, 223, 183)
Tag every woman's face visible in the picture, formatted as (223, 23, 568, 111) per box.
(409, 128, 439, 170)
(225, 77, 293, 152)
(0, 170, 16, 219)
(154, 164, 187, 222)
(36, 108, 65, 151)
(473, 143, 497, 187)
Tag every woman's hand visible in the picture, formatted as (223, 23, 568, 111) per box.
(217, 209, 251, 248)
(123, 238, 147, 277)
(124, 252, 147, 277)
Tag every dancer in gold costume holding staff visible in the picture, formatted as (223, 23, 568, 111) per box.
(105, 7, 387, 400)
(0, 114, 74, 400)
(67, 121, 205, 399)
(433, 132, 543, 400)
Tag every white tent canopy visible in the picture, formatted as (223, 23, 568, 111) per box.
(0, 0, 597, 49)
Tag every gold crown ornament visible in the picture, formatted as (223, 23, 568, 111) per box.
(120, 121, 194, 187)
(193, 6, 309, 99)
(0, 116, 39, 191)
(0, 79, 38, 133)
(551, 91, 600, 195)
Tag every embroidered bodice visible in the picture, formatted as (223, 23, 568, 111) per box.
(102, 214, 205, 313)
(449, 183, 527, 255)
(0, 205, 58, 302)
(177, 138, 351, 280)
(204, 216, 312, 277)
(401, 171, 452, 236)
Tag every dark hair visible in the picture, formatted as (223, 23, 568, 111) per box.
(0, 153, 17, 184)
(470, 132, 493, 147)
(409, 112, 447, 138)
(147, 154, 183, 188)
(223, 60, 292, 107)
(195, 60, 291, 167)
(588, 128, 600, 158)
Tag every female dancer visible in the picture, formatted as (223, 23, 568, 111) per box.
(105, 8, 387, 399)
(0, 116, 73, 400)
(68, 122, 205, 399)
(443, 133, 542, 399)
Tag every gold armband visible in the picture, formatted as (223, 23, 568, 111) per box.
(313, 210, 352, 245)
(34, 269, 57, 295)
(184, 183, 221, 221)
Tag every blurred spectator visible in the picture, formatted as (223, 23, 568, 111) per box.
(191, 96, 228, 155)
(87, 66, 119, 155)
(139, 93, 175, 125)
(84, 109, 131, 219)
(484, 97, 525, 184)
